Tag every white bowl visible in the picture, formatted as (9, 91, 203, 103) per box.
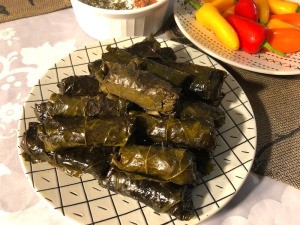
(71, 0, 173, 40)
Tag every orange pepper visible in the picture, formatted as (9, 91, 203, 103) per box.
(270, 13, 300, 27)
(267, 18, 300, 30)
(267, 28, 300, 53)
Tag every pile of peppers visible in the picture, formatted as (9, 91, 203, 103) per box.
(186, 0, 300, 55)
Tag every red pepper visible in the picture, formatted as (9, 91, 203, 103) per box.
(226, 14, 285, 55)
(234, 0, 259, 22)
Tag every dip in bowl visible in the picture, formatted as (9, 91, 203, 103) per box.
(79, 0, 158, 10)
(71, 0, 172, 40)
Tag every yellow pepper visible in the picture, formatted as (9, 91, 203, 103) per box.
(211, 0, 236, 13)
(195, 2, 240, 50)
(267, 18, 300, 29)
(267, 0, 300, 14)
(253, 0, 270, 25)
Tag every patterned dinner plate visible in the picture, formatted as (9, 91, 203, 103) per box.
(17, 37, 257, 225)
(174, 0, 300, 75)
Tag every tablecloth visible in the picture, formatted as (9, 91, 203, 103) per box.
(0, 0, 71, 23)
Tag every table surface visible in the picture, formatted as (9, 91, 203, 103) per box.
(1, 8, 300, 225)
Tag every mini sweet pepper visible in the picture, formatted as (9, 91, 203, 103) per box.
(234, 0, 259, 22)
(267, 18, 300, 29)
(267, 0, 300, 14)
(267, 28, 300, 53)
(186, 0, 240, 50)
(253, 0, 270, 25)
(270, 13, 300, 27)
(226, 14, 285, 55)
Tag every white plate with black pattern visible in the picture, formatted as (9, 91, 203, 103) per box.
(17, 37, 257, 225)
(174, 0, 300, 75)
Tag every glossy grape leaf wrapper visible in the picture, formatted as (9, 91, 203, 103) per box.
(37, 116, 135, 151)
(134, 112, 216, 150)
(21, 122, 113, 177)
(57, 75, 100, 96)
(180, 100, 226, 128)
(100, 61, 180, 114)
(21, 122, 54, 163)
(160, 60, 226, 102)
(98, 167, 195, 221)
(99, 47, 189, 87)
(124, 35, 179, 66)
(34, 93, 131, 121)
(112, 145, 200, 185)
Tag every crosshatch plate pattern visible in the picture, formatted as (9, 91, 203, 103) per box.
(174, 0, 300, 75)
(17, 37, 257, 225)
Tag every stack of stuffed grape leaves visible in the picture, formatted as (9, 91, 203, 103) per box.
(20, 36, 229, 221)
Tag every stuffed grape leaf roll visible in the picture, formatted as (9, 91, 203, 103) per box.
(50, 147, 113, 177)
(124, 35, 177, 61)
(112, 145, 200, 185)
(37, 116, 135, 152)
(99, 47, 190, 87)
(99, 61, 180, 114)
(133, 112, 216, 150)
(179, 100, 226, 128)
(159, 60, 226, 101)
(98, 167, 195, 221)
(34, 93, 131, 121)
(21, 122, 53, 163)
(57, 75, 100, 96)
(21, 122, 114, 177)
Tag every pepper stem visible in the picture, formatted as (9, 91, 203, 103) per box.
(263, 42, 286, 57)
(185, 0, 201, 10)
(258, 19, 267, 26)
